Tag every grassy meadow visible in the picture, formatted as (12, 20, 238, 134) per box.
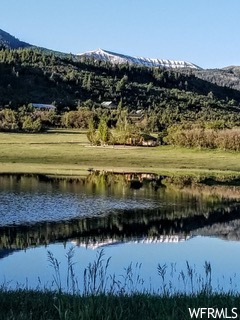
(0, 130, 240, 178)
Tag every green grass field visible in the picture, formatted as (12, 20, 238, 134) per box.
(1, 130, 240, 178)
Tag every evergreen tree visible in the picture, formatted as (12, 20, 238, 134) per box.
(86, 73, 92, 91)
(87, 118, 96, 144)
(98, 117, 111, 145)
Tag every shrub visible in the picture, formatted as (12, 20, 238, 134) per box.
(165, 127, 240, 151)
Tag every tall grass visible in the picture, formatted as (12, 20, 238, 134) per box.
(47, 249, 146, 296)
(46, 248, 235, 297)
(1, 249, 240, 319)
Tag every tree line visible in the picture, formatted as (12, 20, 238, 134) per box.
(1, 47, 240, 117)
(1, 48, 240, 150)
(1, 104, 240, 152)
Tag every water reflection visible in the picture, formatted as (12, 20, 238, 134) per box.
(0, 173, 240, 251)
(1, 172, 240, 292)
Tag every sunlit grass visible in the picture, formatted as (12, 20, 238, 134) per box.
(0, 131, 240, 178)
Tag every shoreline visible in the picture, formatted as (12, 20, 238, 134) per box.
(1, 168, 240, 186)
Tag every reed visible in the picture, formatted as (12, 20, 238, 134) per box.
(1, 249, 240, 319)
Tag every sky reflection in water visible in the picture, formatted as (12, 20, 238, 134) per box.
(0, 173, 240, 293)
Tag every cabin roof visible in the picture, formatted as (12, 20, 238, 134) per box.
(140, 133, 157, 141)
(101, 101, 117, 108)
(32, 103, 56, 110)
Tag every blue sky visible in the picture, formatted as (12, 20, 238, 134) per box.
(0, 0, 240, 68)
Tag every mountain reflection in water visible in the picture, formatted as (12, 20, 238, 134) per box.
(0, 172, 240, 252)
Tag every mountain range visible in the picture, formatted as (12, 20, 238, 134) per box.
(0, 28, 200, 70)
(1, 27, 240, 115)
(1, 27, 240, 93)
(77, 48, 200, 70)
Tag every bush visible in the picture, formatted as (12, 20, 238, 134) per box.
(61, 108, 92, 129)
(165, 126, 240, 151)
(22, 116, 42, 132)
(0, 109, 18, 131)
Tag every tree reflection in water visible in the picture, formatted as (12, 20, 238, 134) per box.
(0, 172, 240, 251)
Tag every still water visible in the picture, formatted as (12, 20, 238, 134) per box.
(0, 173, 240, 293)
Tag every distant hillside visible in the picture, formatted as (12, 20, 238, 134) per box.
(77, 50, 240, 94)
(1, 48, 240, 126)
(193, 66, 240, 92)
(1, 27, 240, 97)
(0, 28, 67, 58)
(0, 29, 31, 49)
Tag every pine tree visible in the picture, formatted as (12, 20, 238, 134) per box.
(86, 73, 92, 91)
(82, 73, 88, 88)
(98, 118, 111, 145)
(87, 118, 96, 144)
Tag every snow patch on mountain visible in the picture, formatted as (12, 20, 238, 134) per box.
(78, 48, 200, 70)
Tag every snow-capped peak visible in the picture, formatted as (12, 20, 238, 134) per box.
(77, 48, 200, 70)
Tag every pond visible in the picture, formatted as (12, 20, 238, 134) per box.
(0, 172, 240, 294)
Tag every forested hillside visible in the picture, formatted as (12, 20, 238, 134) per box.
(1, 48, 240, 130)
(0, 29, 31, 49)
(193, 66, 240, 92)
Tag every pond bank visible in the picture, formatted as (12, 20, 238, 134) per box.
(1, 169, 240, 186)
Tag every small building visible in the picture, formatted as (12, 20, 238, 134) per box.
(101, 101, 117, 109)
(128, 110, 144, 123)
(139, 134, 158, 147)
(126, 133, 158, 147)
(32, 103, 56, 111)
